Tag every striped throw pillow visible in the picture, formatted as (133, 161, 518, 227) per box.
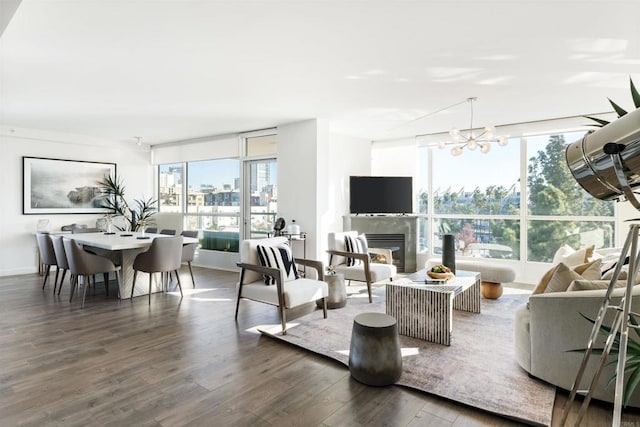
(344, 235, 366, 267)
(256, 243, 300, 285)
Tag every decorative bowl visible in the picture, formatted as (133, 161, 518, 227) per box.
(427, 271, 455, 280)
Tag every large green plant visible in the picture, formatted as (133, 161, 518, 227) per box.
(585, 77, 640, 127)
(99, 175, 157, 232)
(571, 312, 640, 407)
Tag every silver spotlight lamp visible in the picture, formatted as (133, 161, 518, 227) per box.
(562, 106, 640, 425)
(566, 108, 640, 207)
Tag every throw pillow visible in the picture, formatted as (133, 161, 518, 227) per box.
(532, 264, 560, 295)
(573, 258, 602, 280)
(544, 263, 583, 293)
(345, 235, 366, 267)
(552, 244, 593, 268)
(357, 234, 369, 255)
(256, 243, 300, 285)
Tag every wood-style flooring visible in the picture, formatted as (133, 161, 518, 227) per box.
(1, 267, 639, 426)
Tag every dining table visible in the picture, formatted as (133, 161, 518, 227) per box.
(64, 231, 198, 300)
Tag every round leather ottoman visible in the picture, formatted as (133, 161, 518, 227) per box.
(349, 312, 402, 386)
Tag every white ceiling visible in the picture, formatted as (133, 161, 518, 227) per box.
(1, 0, 639, 145)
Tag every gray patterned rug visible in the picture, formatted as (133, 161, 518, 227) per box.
(259, 284, 554, 426)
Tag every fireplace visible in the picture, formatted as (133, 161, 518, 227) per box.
(344, 215, 418, 273)
(366, 233, 405, 273)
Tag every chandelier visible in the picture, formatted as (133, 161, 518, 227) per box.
(441, 97, 508, 156)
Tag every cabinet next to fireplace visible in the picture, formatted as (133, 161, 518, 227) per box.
(343, 215, 419, 273)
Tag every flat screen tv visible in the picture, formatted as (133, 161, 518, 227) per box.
(350, 176, 413, 214)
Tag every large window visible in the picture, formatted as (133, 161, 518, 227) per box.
(526, 131, 615, 262)
(419, 130, 615, 262)
(429, 139, 520, 259)
(157, 133, 278, 253)
(185, 159, 241, 252)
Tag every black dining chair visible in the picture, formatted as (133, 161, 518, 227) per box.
(159, 229, 176, 235)
(145, 227, 157, 234)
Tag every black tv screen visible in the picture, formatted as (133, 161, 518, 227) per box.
(350, 176, 413, 214)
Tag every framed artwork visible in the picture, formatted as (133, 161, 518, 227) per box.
(23, 157, 116, 214)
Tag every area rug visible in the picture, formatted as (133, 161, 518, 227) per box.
(259, 284, 555, 426)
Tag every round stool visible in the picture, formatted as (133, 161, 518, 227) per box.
(349, 312, 402, 386)
(481, 281, 503, 299)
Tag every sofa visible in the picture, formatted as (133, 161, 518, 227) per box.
(515, 283, 640, 407)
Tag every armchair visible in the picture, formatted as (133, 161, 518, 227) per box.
(235, 237, 328, 334)
(327, 231, 397, 303)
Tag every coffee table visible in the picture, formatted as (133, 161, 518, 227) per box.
(385, 269, 481, 345)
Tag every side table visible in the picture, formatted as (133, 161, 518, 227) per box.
(316, 273, 346, 309)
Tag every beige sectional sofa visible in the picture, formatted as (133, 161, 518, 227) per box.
(514, 285, 640, 407)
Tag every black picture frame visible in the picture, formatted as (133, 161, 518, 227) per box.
(22, 156, 116, 215)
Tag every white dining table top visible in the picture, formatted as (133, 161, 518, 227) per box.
(64, 232, 198, 251)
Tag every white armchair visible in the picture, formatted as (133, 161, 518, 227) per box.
(327, 231, 397, 303)
(235, 237, 328, 334)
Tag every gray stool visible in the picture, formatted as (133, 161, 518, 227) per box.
(349, 312, 402, 386)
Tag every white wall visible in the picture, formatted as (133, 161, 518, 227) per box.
(277, 119, 328, 262)
(326, 132, 372, 232)
(0, 129, 152, 276)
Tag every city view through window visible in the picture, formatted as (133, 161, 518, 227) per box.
(418, 131, 615, 262)
(158, 159, 277, 252)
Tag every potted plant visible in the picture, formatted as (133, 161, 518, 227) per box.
(98, 175, 157, 232)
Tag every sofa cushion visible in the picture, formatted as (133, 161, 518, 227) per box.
(333, 262, 397, 283)
(567, 280, 627, 291)
(240, 278, 328, 307)
(257, 243, 299, 285)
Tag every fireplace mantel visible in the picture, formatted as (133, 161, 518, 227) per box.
(343, 215, 419, 273)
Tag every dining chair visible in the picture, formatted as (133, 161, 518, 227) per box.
(159, 229, 176, 235)
(50, 235, 71, 296)
(131, 236, 184, 305)
(180, 230, 198, 287)
(72, 227, 102, 233)
(145, 227, 157, 234)
(36, 233, 59, 293)
(63, 238, 121, 308)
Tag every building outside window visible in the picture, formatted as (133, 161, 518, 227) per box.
(158, 163, 183, 212)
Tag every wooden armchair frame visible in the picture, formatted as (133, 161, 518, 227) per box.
(327, 247, 393, 303)
(235, 258, 327, 334)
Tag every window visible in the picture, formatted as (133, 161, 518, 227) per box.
(417, 130, 616, 263)
(156, 132, 278, 253)
(246, 159, 278, 238)
(526, 132, 615, 262)
(429, 140, 521, 259)
(158, 163, 183, 212)
(186, 159, 241, 252)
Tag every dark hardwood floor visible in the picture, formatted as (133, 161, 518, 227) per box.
(1, 268, 639, 426)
